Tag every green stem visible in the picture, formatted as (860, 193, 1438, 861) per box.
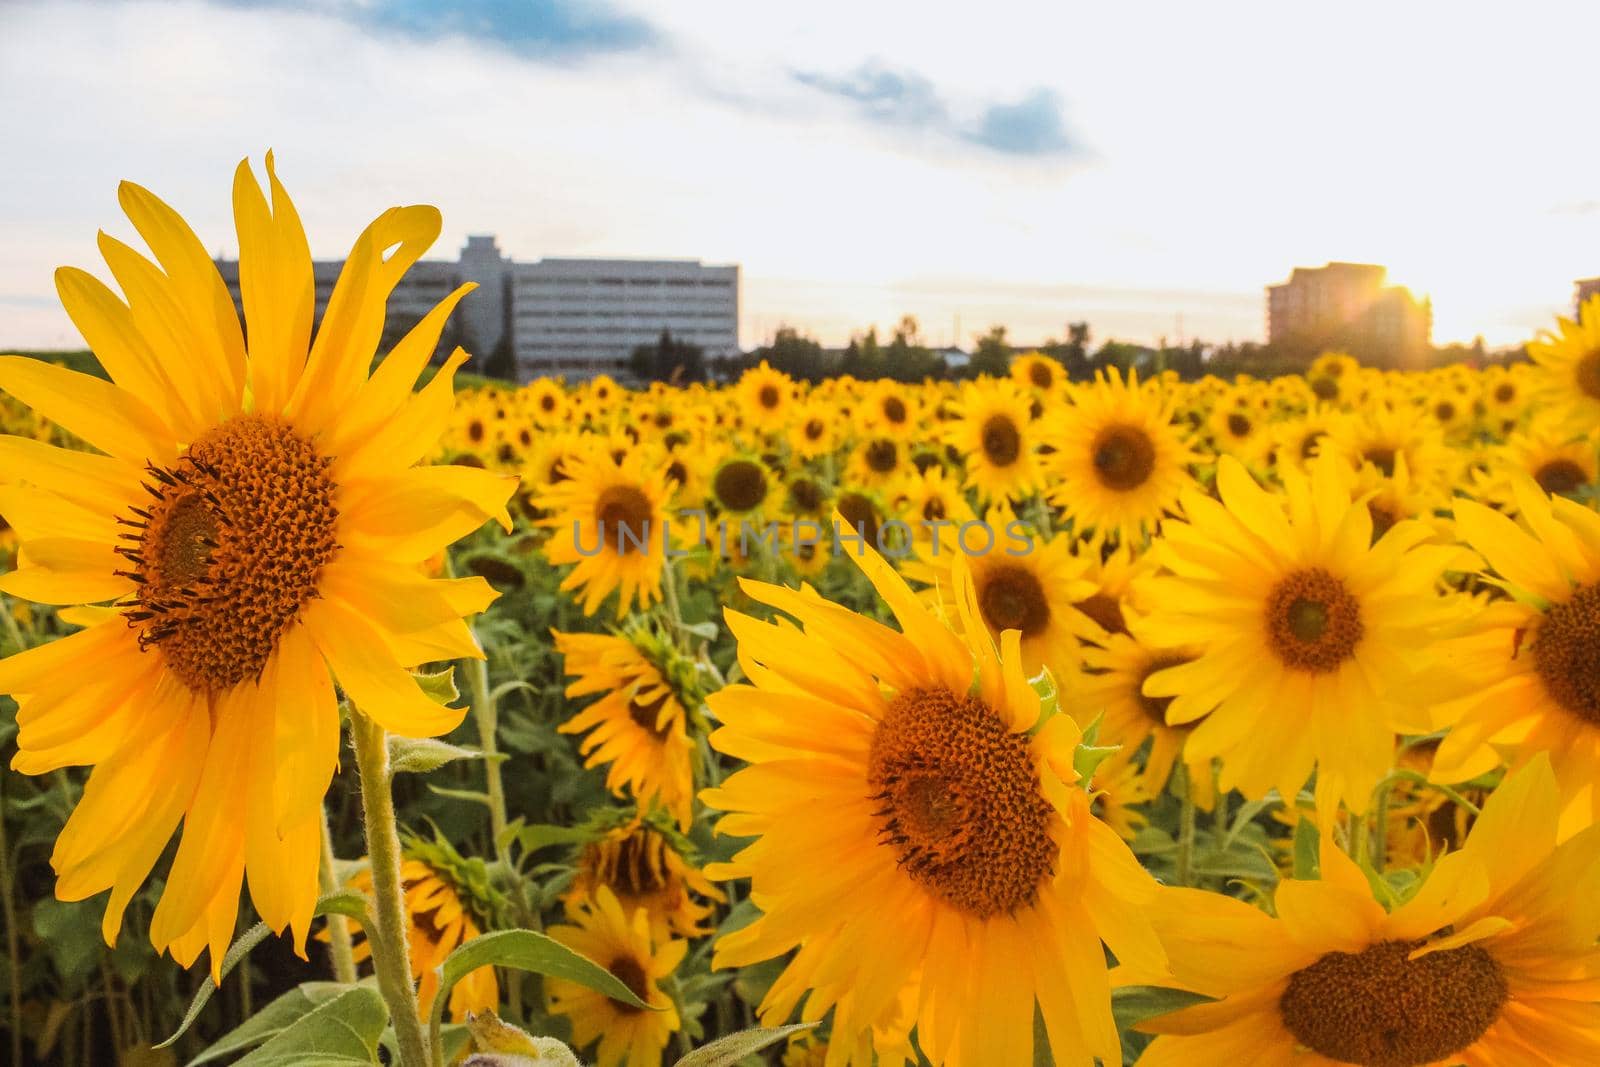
(319, 806, 358, 984)
(661, 554, 688, 651)
(1210, 762, 1229, 844)
(350, 711, 432, 1067)
(0, 775, 23, 1067)
(1174, 762, 1197, 888)
(1371, 776, 1391, 874)
(1349, 812, 1370, 867)
(0, 593, 27, 657)
(466, 654, 508, 859)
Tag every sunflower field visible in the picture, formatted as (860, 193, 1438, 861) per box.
(4, 164, 1600, 1067)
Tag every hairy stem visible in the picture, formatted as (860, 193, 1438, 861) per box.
(1174, 762, 1197, 888)
(350, 711, 431, 1067)
(318, 805, 358, 984)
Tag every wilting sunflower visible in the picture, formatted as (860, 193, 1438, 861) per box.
(1135, 758, 1600, 1067)
(1045, 369, 1195, 543)
(338, 838, 501, 1021)
(538, 449, 670, 617)
(703, 543, 1165, 1065)
(564, 819, 725, 939)
(553, 628, 697, 829)
(1140, 455, 1464, 813)
(0, 157, 513, 978)
(546, 886, 686, 1067)
(946, 378, 1042, 503)
(1435, 480, 1600, 829)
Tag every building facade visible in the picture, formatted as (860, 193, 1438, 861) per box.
(511, 258, 739, 378)
(213, 238, 738, 382)
(1577, 277, 1600, 316)
(1266, 262, 1431, 363)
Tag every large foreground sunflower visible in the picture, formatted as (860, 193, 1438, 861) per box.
(1140, 455, 1464, 813)
(0, 156, 514, 977)
(1527, 292, 1600, 432)
(703, 540, 1165, 1066)
(1135, 758, 1600, 1066)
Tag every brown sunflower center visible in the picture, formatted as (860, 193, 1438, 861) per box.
(1533, 583, 1600, 724)
(804, 418, 825, 441)
(864, 439, 899, 474)
(1493, 383, 1515, 403)
(758, 384, 781, 409)
(836, 492, 880, 549)
(1364, 446, 1397, 478)
(596, 831, 669, 897)
(867, 686, 1055, 918)
(1434, 401, 1456, 422)
(1535, 458, 1587, 495)
(1311, 377, 1339, 401)
(607, 955, 652, 1012)
(787, 477, 825, 515)
(595, 485, 654, 552)
(627, 685, 672, 736)
(922, 497, 947, 522)
(1577, 349, 1600, 400)
(1029, 361, 1053, 389)
(1265, 568, 1364, 672)
(1279, 939, 1506, 1067)
(121, 415, 338, 693)
(1136, 653, 1192, 726)
(1300, 430, 1327, 461)
(468, 419, 485, 443)
(977, 565, 1051, 637)
(981, 414, 1022, 467)
(882, 396, 908, 424)
(714, 460, 768, 513)
(1226, 412, 1252, 438)
(1091, 425, 1156, 491)
(540, 394, 557, 412)
(1073, 592, 1127, 637)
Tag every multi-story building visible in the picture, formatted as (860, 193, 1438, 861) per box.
(1266, 262, 1431, 363)
(213, 239, 738, 382)
(510, 258, 739, 378)
(1577, 277, 1600, 316)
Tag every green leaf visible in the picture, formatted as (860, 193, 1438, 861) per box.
(32, 897, 104, 991)
(672, 1022, 817, 1067)
(515, 823, 597, 854)
(233, 986, 388, 1066)
(414, 666, 460, 705)
(1111, 986, 1215, 1030)
(1292, 817, 1321, 881)
(680, 620, 720, 641)
(1073, 743, 1122, 786)
(427, 784, 495, 808)
(388, 736, 483, 775)
(427, 928, 653, 1060)
(157, 893, 373, 1049)
(188, 982, 351, 1065)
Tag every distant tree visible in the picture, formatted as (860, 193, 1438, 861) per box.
(482, 332, 518, 381)
(629, 330, 706, 384)
(882, 315, 947, 381)
(967, 325, 1011, 378)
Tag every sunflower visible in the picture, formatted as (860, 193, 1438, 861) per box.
(702, 542, 1165, 1065)
(895, 465, 976, 547)
(906, 505, 1097, 678)
(1139, 455, 1465, 813)
(738, 361, 795, 433)
(553, 628, 697, 829)
(1526, 293, 1600, 432)
(1434, 479, 1600, 830)
(1012, 350, 1067, 397)
(1135, 757, 1600, 1067)
(1077, 618, 1205, 796)
(847, 435, 908, 490)
(791, 401, 840, 459)
(564, 819, 725, 939)
(538, 449, 670, 617)
(1472, 422, 1599, 510)
(1268, 410, 1343, 474)
(527, 378, 569, 427)
(864, 381, 920, 440)
(546, 886, 686, 1067)
(709, 453, 777, 519)
(1045, 369, 1195, 543)
(1206, 398, 1271, 466)
(339, 841, 500, 1022)
(1329, 402, 1455, 493)
(0, 157, 513, 978)
(1088, 750, 1154, 842)
(1306, 351, 1359, 405)
(946, 378, 1042, 504)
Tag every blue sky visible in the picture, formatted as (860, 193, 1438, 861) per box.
(3, 0, 1599, 350)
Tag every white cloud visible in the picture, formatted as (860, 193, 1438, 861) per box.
(2, 0, 1599, 351)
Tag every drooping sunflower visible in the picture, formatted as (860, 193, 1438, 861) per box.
(1045, 369, 1195, 543)
(338, 839, 501, 1022)
(546, 886, 686, 1067)
(945, 378, 1042, 503)
(703, 542, 1165, 1065)
(538, 449, 671, 617)
(563, 819, 725, 940)
(553, 628, 697, 829)
(1135, 758, 1600, 1066)
(1434, 479, 1600, 830)
(0, 157, 513, 978)
(1140, 455, 1465, 813)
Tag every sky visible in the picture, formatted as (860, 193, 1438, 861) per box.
(2, 0, 1599, 352)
